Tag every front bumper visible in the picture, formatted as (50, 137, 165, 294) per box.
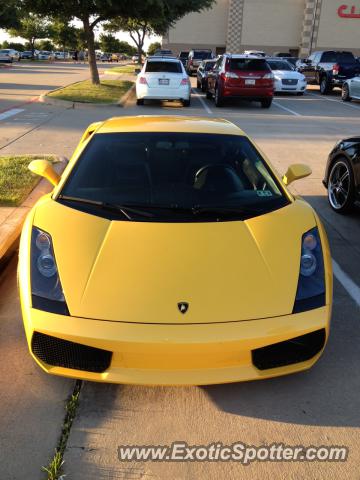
(22, 305, 331, 385)
(274, 80, 307, 93)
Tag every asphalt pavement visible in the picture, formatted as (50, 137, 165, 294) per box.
(0, 62, 359, 479)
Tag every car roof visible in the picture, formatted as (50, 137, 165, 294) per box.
(96, 116, 246, 136)
(225, 54, 265, 59)
(147, 56, 180, 62)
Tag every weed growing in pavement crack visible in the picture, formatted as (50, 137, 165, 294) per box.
(41, 380, 82, 480)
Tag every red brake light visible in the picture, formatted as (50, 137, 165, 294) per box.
(333, 63, 340, 75)
(180, 78, 189, 85)
(139, 77, 148, 85)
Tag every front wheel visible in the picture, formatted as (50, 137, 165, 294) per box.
(327, 157, 355, 213)
(261, 98, 272, 108)
(182, 98, 191, 107)
(342, 83, 352, 102)
(136, 98, 144, 106)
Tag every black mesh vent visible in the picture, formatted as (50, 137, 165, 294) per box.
(31, 332, 112, 373)
(252, 329, 326, 370)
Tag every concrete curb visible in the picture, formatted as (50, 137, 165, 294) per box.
(39, 82, 135, 109)
(0, 156, 68, 263)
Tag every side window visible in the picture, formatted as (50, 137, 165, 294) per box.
(214, 57, 223, 70)
(315, 53, 322, 63)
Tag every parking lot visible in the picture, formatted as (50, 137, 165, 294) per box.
(0, 62, 360, 479)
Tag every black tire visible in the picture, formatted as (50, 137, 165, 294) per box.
(261, 98, 272, 108)
(196, 79, 201, 89)
(342, 83, 352, 102)
(320, 76, 332, 95)
(214, 86, 224, 107)
(182, 98, 191, 107)
(136, 98, 144, 106)
(327, 157, 355, 213)
(296, 92, 304, 96)
(206, 90, 212, 99)
(201, 80, 207, 92)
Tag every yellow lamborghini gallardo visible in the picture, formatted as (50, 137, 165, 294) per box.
(18, 116, 332, 385)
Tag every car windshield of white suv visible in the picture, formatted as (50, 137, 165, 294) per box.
(145, 61, 182, 73)
(268, 60, 294, 71)
(229, 59, 270, 71)
(58, 132, 289, 222)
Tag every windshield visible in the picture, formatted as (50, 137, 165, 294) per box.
(229, 59, 270, 71)
(205, 61, 216, 71)
(145, 61, 182, 73)
(193, 51, 212, 59)
(268, 60, 294, 71)
(321, 52, 355, 63)
(59, 132, 288, 222)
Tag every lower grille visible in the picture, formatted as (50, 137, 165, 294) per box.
(252, 329, 326, 370)
(282, 79, 298, 85)
(31, 332, 112, 373)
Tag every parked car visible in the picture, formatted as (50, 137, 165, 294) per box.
(297, 50, 360, 94)
(244, 50, 266, 57)
(37, 51, 55, 61)
(0, 49, 20, 63)
(154, 49, 173, 56)
(178, 51, 189, 66)
(100, 53, 111, 62)
(196, 59, 216, 92)
(21, 50, 37, 60)
(132, 55, 140, 63)
(136, 57, 190, 106)
(206, 54, 274, 108)
(20, 115, 332, 385)
(54, 51, 70, 60)
(267, 58, 307, 95)
(323, 137, 360, 213)
(186, 49, 213, 75)
(341, 75, 360, 102)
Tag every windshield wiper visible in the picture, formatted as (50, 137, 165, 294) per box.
(57, 195, 154, 219)
(192, 204, 263, 216)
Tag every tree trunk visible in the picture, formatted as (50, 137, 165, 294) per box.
(83, 16, 100, 85)
(137, 44, 142, 64)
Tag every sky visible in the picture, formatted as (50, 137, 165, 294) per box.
(0, 27, 161, 51)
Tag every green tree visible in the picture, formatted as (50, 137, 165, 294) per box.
(118, 41, 136, 56)
(1, 41, 25, 51)
(37, 39, 55, 51)
(147, 41, 161, 56)
(23, 0, 215, 84)
(48, 20, 78, 52)
(8, 14, 49, 56)
(99, 33, 121, 53)
(0, 0, 21, 30)
(105, 18, 151, 64)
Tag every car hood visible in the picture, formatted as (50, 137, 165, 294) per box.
(273, 70, 304, 80)
(32, 199, 316, 324)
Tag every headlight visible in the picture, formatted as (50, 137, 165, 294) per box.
(293, 227, 325, 313)
(31, 227, 69, 314)
(275, 75, 281, 81)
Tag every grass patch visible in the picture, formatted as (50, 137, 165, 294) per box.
(0, 155, 56, 207)
(42, 381, 82, 480)
(47, 79, 133, 103)
(107, 64, 138, 74)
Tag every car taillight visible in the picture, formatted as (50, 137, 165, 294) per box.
(139, 77, 148, 85)
(263, 73, 274, 79)
(180, 78, 189, 85)
(224, 72, 239, 79)
(333, 63, 340, 75)
(188, 60, 193, 65)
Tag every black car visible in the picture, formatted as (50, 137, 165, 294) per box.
(323, 137, 360, 212)
(196, 59, 216, 92)
(298, 50, 360, 94)
(178, 51, 189, 66)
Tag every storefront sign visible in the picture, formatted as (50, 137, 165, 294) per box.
(338, 4, 360, 18)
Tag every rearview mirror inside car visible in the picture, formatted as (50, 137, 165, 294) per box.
(28, 160, 60, 187)
(282, 164, 312, 186)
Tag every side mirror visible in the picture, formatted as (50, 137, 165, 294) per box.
(282, 164, 312, 186)
(134, 68, 141, 74)
(28, 160, 60, 187)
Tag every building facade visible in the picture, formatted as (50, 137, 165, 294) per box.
(163, 0, 360, 57)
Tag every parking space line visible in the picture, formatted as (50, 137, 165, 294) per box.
(0, 108, 25, 121)
(307, 91, 360, 111)
(191, 89, 213, 114)
(332, 259, 360, 308)
(272, 101, 301, 117)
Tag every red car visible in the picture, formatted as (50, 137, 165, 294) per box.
(207, 54, 274, 108)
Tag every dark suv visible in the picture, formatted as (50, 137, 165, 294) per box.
(298, 50, 360, 94)
(206, 54, 274, 108)
(178, 51, 189, 66)
(186, 49, 213, 75)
